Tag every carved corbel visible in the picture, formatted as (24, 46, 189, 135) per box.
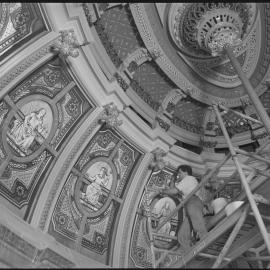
(120, 47, 152, 79)
(155, 110, 171, 131)
(99, 102, 123, 128)
(149, 148, 168, 171)
(52, 29, 90, 59)
(154, 88, 187, 131)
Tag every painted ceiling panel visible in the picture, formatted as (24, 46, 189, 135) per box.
(49, 125, 144, 265)
(0, 3, 48, 64)
(0, 56, 95, 219)
(92, 3, 270, 148)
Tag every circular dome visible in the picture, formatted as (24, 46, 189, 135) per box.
(169, 3, 257, 58)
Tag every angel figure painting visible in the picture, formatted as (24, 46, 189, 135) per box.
(7, 101, 52, 157)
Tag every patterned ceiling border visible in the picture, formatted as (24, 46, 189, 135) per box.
(38, 109, 103, 230)
(0, 34, 59, 94)
(130, 3, 270, 107)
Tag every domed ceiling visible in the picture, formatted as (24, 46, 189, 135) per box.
(87, 3, 270, 151)
(1, 3, 270, 269)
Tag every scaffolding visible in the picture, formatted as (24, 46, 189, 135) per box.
(143, 103, 270, 268)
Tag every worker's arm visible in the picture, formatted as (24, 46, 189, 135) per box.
(160, 186, 183, 199)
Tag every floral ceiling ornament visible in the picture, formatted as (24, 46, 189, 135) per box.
(149, 148, 168, 171)
(208, 30, 242, 57)
(99, 102, 123, 128)
(52, 29, 90, 58)
(169, 3, 255, 58)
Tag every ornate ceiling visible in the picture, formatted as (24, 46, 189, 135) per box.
(89, 3, 270, 150)
(0, 3, 270, 269)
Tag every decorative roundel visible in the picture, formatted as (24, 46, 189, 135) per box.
(5, 99, 53, 159)
(77, 158, 117, 217)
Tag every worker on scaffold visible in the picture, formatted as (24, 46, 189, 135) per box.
(158, 164, 208, 251)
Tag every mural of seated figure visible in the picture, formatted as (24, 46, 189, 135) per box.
(8, 108, 48, 155)
(84, 166, 110, 207)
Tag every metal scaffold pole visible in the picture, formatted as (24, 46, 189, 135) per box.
(225, 46, 270, 136)
(213, 104, 270, 255)
(212, 205, 249, 268)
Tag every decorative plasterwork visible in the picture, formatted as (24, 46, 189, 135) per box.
(0, 56, 94, 216)
(130, 3, 270, 107)
(48, 124, 143, 264)
(52, 29, 90, 59)
(0, 3, 48, 64)
(129, 167, 183, 268)
(168, 3, 256, 58)
(182, 19, 261, 88)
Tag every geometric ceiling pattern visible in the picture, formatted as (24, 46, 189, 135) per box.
(0, 56, 94, 218)
(93, 3, 270, 149)
(0, 3, 48, 64)
(48, 125, 143, 264)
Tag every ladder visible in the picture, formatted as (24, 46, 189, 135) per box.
(146, 104, 270, 268)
